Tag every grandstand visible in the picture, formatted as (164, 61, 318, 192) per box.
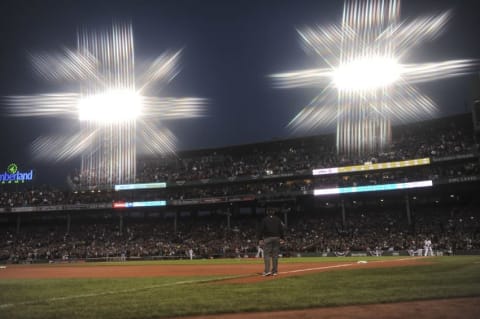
(0, 112, 479, 263)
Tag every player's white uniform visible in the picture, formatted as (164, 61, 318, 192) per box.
(188, 249, 194, 260)
(256, 245, 264, 258)
(424, 239, 433, 256)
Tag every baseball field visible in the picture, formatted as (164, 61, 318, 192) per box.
(1, 256, 479, 319)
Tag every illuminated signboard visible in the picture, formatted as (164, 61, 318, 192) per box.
(313, 180, 433, 196)
(312, 157, 430, 176)
(113, 200, 167, 208)
(114, 182, 167, 191)
(0, 163, 34, 184)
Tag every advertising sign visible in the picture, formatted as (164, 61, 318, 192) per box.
(0, 163, 34, 184)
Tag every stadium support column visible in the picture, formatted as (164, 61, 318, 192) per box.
(473, 98, 480, 145)
(225, 204, 234, 231)
(16, 214, 21, 234)
(341, 199, 346, 226)
(174, 210, 178, 234)
(67, 213, 71, 234)
(226, 209, 231, 231)
(405, 194, 412, 225)
(119, 212, 124, 235)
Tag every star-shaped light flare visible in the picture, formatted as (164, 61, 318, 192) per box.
(272, 0, 476, 156)
(6, 23, 206, 186)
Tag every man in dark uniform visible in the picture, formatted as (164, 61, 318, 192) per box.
(257, 207, 285, 276)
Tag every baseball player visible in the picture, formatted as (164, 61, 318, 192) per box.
(424, 238, 433, 256)
(255, 245, 264, 258)
(257, 208, 285, 276)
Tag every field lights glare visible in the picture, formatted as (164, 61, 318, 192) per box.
(333, 57, 401, 91)
(78, 90, 142, 122)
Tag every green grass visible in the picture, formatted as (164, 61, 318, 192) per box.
(1, 256, 480, 318)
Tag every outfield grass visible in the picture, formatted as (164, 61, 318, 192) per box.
(1, 256, 479, 318)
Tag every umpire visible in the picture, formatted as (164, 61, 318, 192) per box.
(257, 207, 285, 276)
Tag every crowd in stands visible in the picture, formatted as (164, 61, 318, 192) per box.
(2, 156, 479, 209)
(130, 114, 477, 185)
(0, 114, 479, 262)
(55, 114, 477, 189)
(1, 203, 479, 263)
(0, 186, 113, 208)
(0, 114, 477, 208)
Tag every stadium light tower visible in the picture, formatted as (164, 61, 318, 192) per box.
(272, 0, 475, 156)
(7, 23, 205, 188)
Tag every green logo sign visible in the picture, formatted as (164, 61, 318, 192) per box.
(1, 163, 34, 184)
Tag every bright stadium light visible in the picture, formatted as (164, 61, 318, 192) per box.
(6, 23, 206, 187)
(333, 56, 401, 91)
(271, 0, 476, 156)
(77, 89, 143, 122)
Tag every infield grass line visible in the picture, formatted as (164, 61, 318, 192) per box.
(280, 262, 354, 274)
(278, 256, 426, 275)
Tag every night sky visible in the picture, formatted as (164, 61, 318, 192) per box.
(0, 0, 479, 186)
